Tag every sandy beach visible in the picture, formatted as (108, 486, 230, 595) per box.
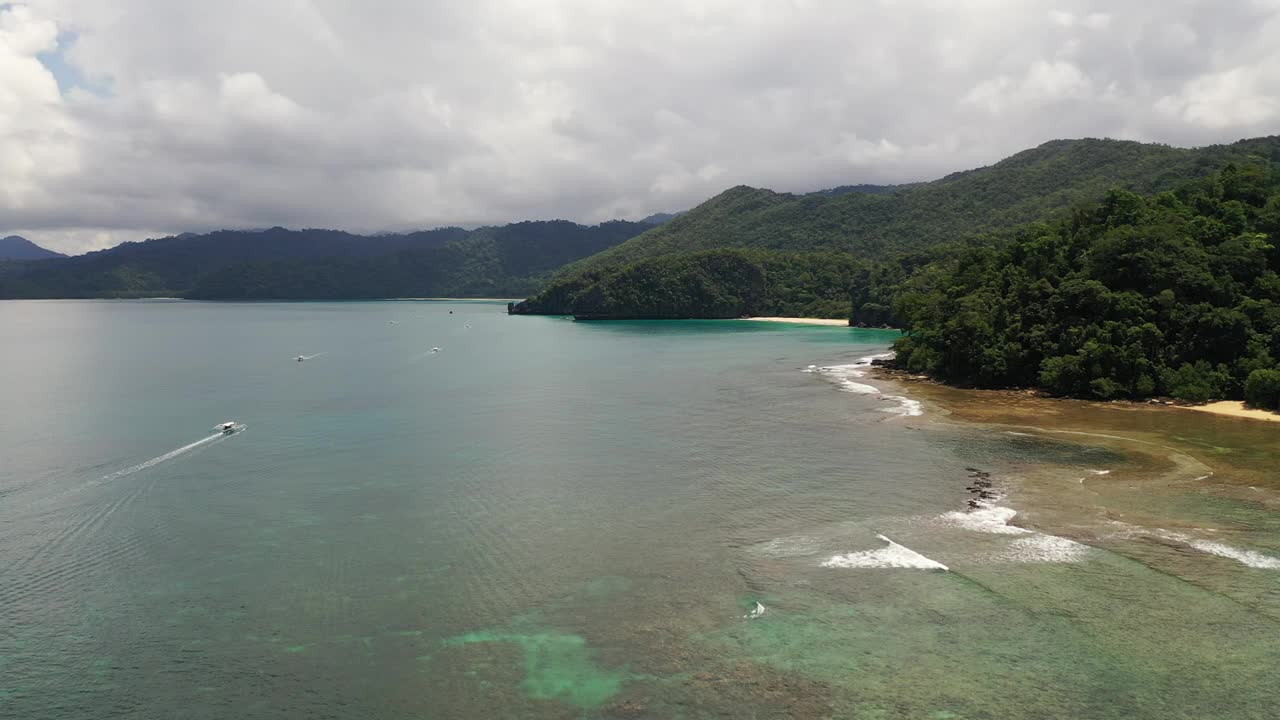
(743, 316, 850, 326)
(1178, 400, 1280, 423)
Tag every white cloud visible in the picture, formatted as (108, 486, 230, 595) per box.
(1158, 66, 1280, 128)
(3, 0, 1280, 254)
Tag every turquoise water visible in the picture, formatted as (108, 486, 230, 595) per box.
(1, 300, 1278, 718)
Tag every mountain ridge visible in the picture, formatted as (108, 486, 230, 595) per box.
(548, 136, 1280, 281)
(0, 221, 650, 299)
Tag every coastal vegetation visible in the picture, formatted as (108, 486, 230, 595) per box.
(515, 136, 1280, 325)
(867, 163, 1280, 404)
(510, 249, 864, 319)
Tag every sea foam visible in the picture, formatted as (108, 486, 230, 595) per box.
(939, 505, 1031, 535)
(1150, 529, 1280, 569)
(1188, 540, 1280, 569)
(807, 353, 922, 415)
(821, 534, 948, 570)
(1002, 534, 1090, 563)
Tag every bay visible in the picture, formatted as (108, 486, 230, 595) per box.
(1, 300, 1277, 719)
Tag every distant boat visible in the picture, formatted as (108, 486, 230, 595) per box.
(217, 421, 240, 435)
(431, 347, 440, 353)
(295, 355, 306, 362)
(388, 320, 399, 324)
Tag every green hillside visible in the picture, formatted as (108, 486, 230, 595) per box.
(512, 249, 866, 320)
(554, 136, 1280, 278)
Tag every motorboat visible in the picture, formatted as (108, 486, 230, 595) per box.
(217, 421, 240, 434)
(295, 355, 306, 362)
(431, 347, 440, 353)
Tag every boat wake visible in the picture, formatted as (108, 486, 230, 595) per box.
(103, 426, 244, 480)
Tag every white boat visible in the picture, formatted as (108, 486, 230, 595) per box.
(295, 355, 306, 362)
(217, 421, 240, 434)
(431, 347, 440, 353)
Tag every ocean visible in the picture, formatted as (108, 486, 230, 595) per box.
(2, 300, 1278, 718)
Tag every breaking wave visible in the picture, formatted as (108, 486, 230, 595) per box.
(821, 534, 948, 570)
(1155, 529, 1280, 569)
(805, 353, 921, 416)
(940, 505, 1031, 535)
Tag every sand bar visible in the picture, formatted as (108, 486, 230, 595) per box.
(1178, 400, 1280, 423)
(743, 316, 850, 326)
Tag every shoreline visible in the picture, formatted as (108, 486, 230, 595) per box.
(1177, 400, 1280, 423)
(874, 364, 1280, 425)
(743, 316, 850, 326)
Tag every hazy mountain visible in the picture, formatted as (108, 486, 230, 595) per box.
(0, 222, 650, 299)
(0, 236, 66, 261)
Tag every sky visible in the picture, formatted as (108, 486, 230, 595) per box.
(3, 1, 1279, 254)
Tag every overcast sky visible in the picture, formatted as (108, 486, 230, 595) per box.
(3, 1, 1279, 254)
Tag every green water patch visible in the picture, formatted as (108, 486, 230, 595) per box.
(709, 556, 1280, 719)
(442, 630, 627, 709)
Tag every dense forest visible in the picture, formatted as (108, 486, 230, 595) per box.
(511, 249, 865, 319)
(554, 137, 1280, 279)
(858, 163, 1280, 408)
(0, 221, 650, 299)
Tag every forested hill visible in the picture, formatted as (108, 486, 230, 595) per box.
(554, 136, 1280, 277)
(867, 163, 1280, 407)
(187, 221, 649, 299)
(0, 221, 650, 299)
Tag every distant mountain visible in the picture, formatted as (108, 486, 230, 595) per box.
(187, 220, 652, 300)
(0, 221, 651, 299)
(0, 236, 66, 260)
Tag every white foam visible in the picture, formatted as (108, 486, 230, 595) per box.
(940, 505, 1031, 535)
(883, 396, 923, 416)
(1088, 469, 1111, 476)
(1188, 541, 1280, 569)
(807, 353, 923, 416)
(744, 601, 766, 619)
(1003, 534, 1090, 563)
(821, 534, 948, 570)
(1151, 529, 1280, 569)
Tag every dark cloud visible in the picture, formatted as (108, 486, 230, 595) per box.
(5, 0, 1280, 253)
